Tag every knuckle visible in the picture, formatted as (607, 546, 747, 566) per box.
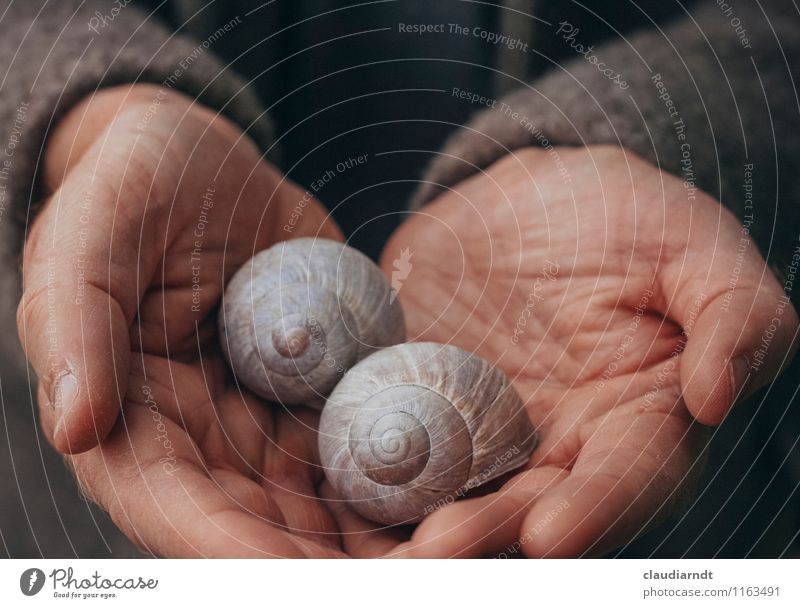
(16, 283, 50, 339)
(68, 454, 105, 506)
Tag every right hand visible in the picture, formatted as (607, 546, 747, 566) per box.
(16, 84, 365, 556)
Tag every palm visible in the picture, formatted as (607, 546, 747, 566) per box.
(380, 147, 712, 557)
(89, 350, 343, 557)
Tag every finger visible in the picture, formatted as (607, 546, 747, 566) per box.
(131, 163, 343, 357)
(681, 284, 798, 426)
(212, 468, 342, 552)
(319, 480, 409, 558)
(70, 403, 343, 558)
(128, 355, 343, 550)
(519, 406, 703, 558)
(16, 132, 169, 453)
(261, 408, 343, 551)
(657, 189, 799, 425)
(387, 466, 567, 558)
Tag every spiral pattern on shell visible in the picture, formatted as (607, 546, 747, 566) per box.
(319, 342, 537, 525)
(219, 238, 405, 407)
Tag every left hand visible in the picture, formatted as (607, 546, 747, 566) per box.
(19, 85, 350, 556)
(359, 145, 798, 557)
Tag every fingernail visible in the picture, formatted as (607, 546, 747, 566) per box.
(729, 354, 751, 404)
(50, 371, 79, 437)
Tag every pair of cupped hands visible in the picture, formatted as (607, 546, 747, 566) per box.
(19, 84, 798, 557)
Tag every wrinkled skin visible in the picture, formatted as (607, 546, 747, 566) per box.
(19, 86, 352, 557)
(18, 86, 797, 557)
(371, 146, 798, 557)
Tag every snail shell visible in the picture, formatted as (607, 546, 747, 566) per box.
(220, 238, 405, 407)
(319, 342, 536, 525)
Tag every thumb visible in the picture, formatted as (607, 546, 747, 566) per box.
(670, 205, 799, 425)
(680, 282, 798, 426)
(17, 136, 167, 454)
(17, 272, 130, 455)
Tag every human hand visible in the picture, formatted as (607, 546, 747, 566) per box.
(17, 84, 347, 556)
(376, 145, 798, 557)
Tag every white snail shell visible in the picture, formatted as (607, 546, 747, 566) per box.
(319, 342, 536, 525)
(219, 238, 405, 407)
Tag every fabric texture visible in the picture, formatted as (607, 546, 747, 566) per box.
(411, 0, 800, 285)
